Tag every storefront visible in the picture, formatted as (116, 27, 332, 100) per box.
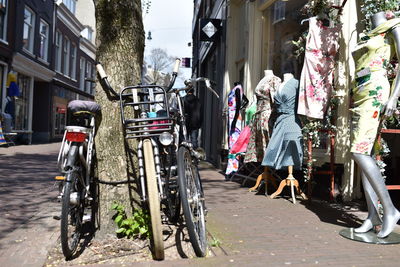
(52, 85, 77, 139)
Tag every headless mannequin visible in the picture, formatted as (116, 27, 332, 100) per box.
(269, 73, 307, 203)
(248, 70, 278, 192)
(353, 12, 400, 238)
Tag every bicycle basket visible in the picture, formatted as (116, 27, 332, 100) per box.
(120, 85, 173, 139)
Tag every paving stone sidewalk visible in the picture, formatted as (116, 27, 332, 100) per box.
(1, 143, 400, 266)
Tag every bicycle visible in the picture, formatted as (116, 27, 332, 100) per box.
(56, 100, 101, 259)
(96, 59, 217, 259)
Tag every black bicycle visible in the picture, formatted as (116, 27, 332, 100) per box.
(96, 60, 216, 259)
(56, 100, 101, 259)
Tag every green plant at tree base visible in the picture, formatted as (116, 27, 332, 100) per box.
(209, 237, 221, 247)
(112, 203, 151, 239)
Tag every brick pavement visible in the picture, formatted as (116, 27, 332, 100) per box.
(1, 143, 400, 266)
(0, 143, 61, 267)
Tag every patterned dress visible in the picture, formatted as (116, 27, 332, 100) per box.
(244, 75, 281, 162)
(226, 84, 244, 175)
(297, 17, 341, 119)
(262, 78, 303, 170)
(351, 18, 400, 155)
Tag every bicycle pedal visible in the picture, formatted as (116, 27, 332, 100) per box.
(55, 176, 65, 181)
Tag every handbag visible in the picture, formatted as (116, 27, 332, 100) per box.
(229, 125, 251, 154)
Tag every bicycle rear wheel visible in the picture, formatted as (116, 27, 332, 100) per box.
(177, 146, 207, 257)
(60, 171, 84, 259)
(143, 139, 164, 260)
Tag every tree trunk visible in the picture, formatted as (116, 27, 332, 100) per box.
(94, 0, 144, 237)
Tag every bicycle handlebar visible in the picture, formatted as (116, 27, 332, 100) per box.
(96, 58, 182, 96)
(166, 58, 181, 91)
(176, 77, 219, 99)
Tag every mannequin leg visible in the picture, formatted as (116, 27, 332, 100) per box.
(354, 173, 382, 233)
(352, 153, 400, 238)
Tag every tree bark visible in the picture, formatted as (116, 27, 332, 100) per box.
(94, 0, 144, 237)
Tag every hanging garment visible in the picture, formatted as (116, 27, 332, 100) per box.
(350, 18, 400, 155)
(262, 78, 303, 170)
(297, 17, 341, 119)
(244, 75, 281, 163)
(226, 84, 244, 175)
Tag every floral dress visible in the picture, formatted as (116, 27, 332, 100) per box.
(297, 17, 341, 119)
(226, 84, 244, 175)
(350, 18, 400, 155)
(244, 75, 281, 163)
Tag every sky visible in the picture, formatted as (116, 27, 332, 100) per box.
(143, 0, 194, 85)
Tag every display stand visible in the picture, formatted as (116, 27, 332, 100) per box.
(339, 228, 400, 244)
(307, 129, 336, 201)
(230, 160, 280, 192)
(269, 176, 307, 204)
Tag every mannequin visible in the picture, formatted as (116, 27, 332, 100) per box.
(350, 12, 400, 238)
(262, 73, 306, 203)
(244, 69, 281, 192)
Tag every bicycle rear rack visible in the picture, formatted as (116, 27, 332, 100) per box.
(120, 85, 174, 139)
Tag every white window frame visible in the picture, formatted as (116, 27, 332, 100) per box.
(63, 37, 70, 76)
(0, 0, 8, 42)
(55, 31, 62, 72)
(39, 19, 49, 62)
(71, 43, 77, 80)
(85, 61, 91, 92)
(273, 1, 286, 24)
(23, 6, 35, 53)
(63, 0, 76, 14)
(79, 57, 85, 90)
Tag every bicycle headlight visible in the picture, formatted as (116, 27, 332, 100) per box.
(159, 132, 173, 146)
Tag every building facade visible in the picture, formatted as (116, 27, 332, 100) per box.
(0, 0, 96, 143)
(193, 0, 398, 201)
(193, 0, 227, 167)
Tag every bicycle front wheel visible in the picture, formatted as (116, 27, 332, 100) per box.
(177, 146, 207, 257)
(60, 171, 84, 259)
(143, 139, 164, 260)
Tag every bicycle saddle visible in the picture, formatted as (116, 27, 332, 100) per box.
(67, 100, 101, 115)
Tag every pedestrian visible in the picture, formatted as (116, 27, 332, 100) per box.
(183, 88, 202, 149)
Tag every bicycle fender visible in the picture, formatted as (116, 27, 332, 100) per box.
(65, 143, 79, 170)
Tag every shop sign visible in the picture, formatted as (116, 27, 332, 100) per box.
(199, 19, 222, 42)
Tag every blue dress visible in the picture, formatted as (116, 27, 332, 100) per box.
(262, 78, 303, 170)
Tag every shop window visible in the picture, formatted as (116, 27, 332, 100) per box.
(39, 19, 49, 62)
(0, 0, 8, 41)
(54, 106, 66, 135)
(79, 57, 85, 90)
(264, 0, 308, 78)
(55, 31, 62, 72)
(273, 1, 286, 24)
(71, 43, 77, 80)
(63, 37, 70, 76)
(14, 74, 31, 131)
(23, 6, 35, 53)
(0, 64, 4, 110)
